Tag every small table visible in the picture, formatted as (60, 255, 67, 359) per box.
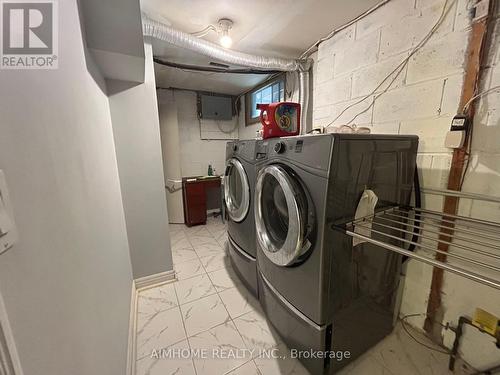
(182, 176, 222, 227)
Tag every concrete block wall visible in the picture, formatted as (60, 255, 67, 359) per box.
(440, 11, 500, 369)
(313, 0, 500, 368)
(172, 90, 241, 177)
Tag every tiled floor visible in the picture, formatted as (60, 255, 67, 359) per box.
(135, 217, 472, 375)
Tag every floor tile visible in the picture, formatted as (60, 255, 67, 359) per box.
(137, 282, 178, 319)
(189, 231, 220, 245)
(337, 353, 390, 375)
(136, 339, 196, 375)
(208, 266, 242, 292)
(168, 223, 185, 234)
(174, 257, 205, 280)
(207, 228, 227, 241)
(171, 235, 191, 250)
(183, 225, 212, 237)
(253, 342, 310, 375)
(233, 310, 281, 352)
(226, 360, 261, 375)
(175, 274, 217, 305)
(193, 241, 224, 257)
(199, 252, 228, 273)
(188, 321, 251, 374)
(217, 233, 228, 247)
(206, 221, 226, 233)
(375, 323, 454, 375)
(136, 306, 186, 360)
(180, 294, 231, 337)
(172, 247, 198, 265)
(170, 228, 187, 241)
(219, 285, 258, 319)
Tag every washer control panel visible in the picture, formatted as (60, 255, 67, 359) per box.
(255, 135, 333, 171)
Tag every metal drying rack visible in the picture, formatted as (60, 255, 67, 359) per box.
(334, 189, 500, 290)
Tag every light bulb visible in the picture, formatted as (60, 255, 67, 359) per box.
(219, 34, 232, 48)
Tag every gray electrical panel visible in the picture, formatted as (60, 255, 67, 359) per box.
(200, 94, 232, 120)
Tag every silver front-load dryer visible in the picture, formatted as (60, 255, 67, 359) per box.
(224, 139, 259, 296)
(254, 134, 418, 374)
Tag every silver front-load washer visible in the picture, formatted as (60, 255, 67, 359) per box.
(254, 133, 418, 374)
(224, 139, 259, 296)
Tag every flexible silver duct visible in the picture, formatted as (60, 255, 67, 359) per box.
(298, 71, 310, 134)
(142, 13, 312, 132)
(143, 13, 308, 71)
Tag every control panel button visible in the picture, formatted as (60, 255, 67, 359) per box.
(274, 142, 286, 154)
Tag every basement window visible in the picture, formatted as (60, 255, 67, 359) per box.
(245, 75, 285, 126)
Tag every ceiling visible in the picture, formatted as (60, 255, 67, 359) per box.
(141, 0, 383, 95)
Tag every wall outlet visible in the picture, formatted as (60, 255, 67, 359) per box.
(0, 170, 17, 255)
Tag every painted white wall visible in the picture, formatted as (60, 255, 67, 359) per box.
(108, 42, 173, 279)
(169, 90, 239, 177)
(0, 1, 133, 374)
(238, 96, 260, 140)
(156, 90, 241, 220)
(158, 90, 185, 223)
(79, 0, 145, 83)
(313, 0, 500, 368)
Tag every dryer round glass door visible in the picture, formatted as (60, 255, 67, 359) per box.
(224, 158, 250, 223)
(255, 164, 309, 266)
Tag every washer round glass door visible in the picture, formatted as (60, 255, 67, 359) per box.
(255, 164, 308, 266)
(224, 158, 250, 223)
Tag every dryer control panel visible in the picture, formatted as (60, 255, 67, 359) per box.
(227, 140, 260, 163)
(256, 135, 334, 172)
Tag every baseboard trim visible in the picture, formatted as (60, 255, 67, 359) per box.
(126, 281, 138, 375)
(127, 269, 176, 374)
(0, 290, 24, 375)
(134, 269, 176, 291)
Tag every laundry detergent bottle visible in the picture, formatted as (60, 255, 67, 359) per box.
(257, 102, 301, 139)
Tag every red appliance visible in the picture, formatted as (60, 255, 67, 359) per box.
(257, 102, 301, 139)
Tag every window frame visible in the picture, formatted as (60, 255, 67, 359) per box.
(245, 74, 286, 126)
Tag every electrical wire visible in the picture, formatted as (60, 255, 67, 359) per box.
(190, 24, 217, 38)
(462, 85, 500, 114)
(324, 0, 456, 129)
(399, 314, 451, 355)
(215, 119, 238, 134)
(458, 86, 500, 188)
(299, 0, 391, 59)
(286, 71, 297, 100)
(153, 58, 281, 75)
(460, 124, 474, 189)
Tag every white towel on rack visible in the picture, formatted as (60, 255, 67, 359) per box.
(353, 189, 378, 246)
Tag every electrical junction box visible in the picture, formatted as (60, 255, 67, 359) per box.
(199, 94, 233, 121)
(472, 308, 499, 336)
(0, 170, 17, 255)
(445, 115, 469, 149)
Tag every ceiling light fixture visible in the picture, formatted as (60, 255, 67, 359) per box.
(191, 18, 234, 49)
(218, 18, 233, 49)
